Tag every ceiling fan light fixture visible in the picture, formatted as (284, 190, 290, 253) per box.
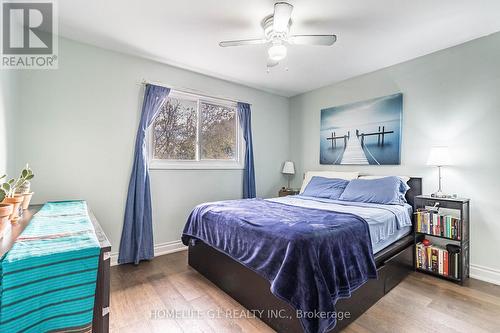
(218, 1, 337, 70)
(268, 44, 287, 61)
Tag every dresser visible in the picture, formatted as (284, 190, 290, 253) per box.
(0, 203, 111, 333)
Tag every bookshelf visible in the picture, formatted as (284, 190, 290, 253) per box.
(413, 195, 470, 285)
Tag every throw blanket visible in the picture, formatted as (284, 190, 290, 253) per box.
(182, 199, 377, 333)
(0, 201, 100, 333)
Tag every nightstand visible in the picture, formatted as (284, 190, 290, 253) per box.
(278, 188, 299, 197)
(414, 195, 470, 285)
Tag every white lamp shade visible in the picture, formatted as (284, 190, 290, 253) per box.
(282, 161, 295, 175)
(427, 146, 452, 166)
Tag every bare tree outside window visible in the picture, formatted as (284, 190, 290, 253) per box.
(200, 102, 236, 160)
(152, 97, 197, 160)
(150, 92, 241, 168)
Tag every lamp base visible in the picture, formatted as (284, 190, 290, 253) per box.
(432, 167, 454, 198)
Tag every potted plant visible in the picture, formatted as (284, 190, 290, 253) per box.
(0, 174, 13, 235)
(15, 165, 35, 210)
(0, 165, 34, 223)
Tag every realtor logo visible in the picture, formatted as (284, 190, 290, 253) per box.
(1, 0, 58, 69)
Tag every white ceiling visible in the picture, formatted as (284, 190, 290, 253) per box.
(58, 0, 500, 97)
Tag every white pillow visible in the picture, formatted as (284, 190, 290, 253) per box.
(300, 171, 359, 194)
(358, 175, 410, 183)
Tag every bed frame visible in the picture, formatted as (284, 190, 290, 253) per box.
(188, 177, 422, 332)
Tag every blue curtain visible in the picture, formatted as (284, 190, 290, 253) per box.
(118, 84, 170, 265)
(237, 102, 256, 198)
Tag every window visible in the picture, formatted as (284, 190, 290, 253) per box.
(149, 91, 244, 169)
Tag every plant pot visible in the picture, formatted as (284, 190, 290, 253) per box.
(2, 195, 24, 222)
(17, 181, 31, 194)
(21, 192, 34, 210)
(0, 203, 13, 237)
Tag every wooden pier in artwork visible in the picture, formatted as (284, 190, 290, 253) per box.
(341, 134, 368, 165)
(356, 126, 394, 147)
(326, 126, 394, 165)
(326, 131, 349, 149)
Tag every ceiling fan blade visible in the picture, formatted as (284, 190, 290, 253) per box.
(219, 39, 267, 47)
(273, 2, 293, 32)
(267, 58, 279, 68)
(289, 35, 337, 46)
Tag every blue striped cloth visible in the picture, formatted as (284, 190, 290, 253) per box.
(0, 201, 100, 333)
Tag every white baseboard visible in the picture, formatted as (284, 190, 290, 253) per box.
(110, 240, 187, 266)
(470, 264, 500, 285)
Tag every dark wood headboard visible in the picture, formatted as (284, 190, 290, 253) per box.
(406, 177, 422, 209)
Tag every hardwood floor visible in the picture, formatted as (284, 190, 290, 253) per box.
(110, 250, 500, 333)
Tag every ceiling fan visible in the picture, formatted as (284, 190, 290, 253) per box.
(219, 2, 337, 69)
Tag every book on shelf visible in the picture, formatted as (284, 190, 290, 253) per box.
(415, 242, 460, 279)
(415, 209, 461, 240)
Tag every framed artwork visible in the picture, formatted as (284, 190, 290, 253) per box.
(320, 93, 402, 165)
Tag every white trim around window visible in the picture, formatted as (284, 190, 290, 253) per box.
(148, 90, 245, 170)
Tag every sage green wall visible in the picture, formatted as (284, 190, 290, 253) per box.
(14, 37, 290, 253)
(290, 32, 500, 277)
(0, 70, 18, 176)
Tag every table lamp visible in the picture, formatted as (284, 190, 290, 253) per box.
(282, 161, 295, 189)
(426, 146, 452, 197)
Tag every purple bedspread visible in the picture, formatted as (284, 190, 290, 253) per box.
(182, 198, 377, 333)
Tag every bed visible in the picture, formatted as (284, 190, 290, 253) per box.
(183, 177, 422, 333)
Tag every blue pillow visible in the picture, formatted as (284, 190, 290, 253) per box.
(339, 176, 410, 205)
(301, 177, 349, 199)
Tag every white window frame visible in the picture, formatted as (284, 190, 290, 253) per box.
(148, 90, 245, 170)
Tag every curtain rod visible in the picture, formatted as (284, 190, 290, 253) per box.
(138, 80, 252, 105)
